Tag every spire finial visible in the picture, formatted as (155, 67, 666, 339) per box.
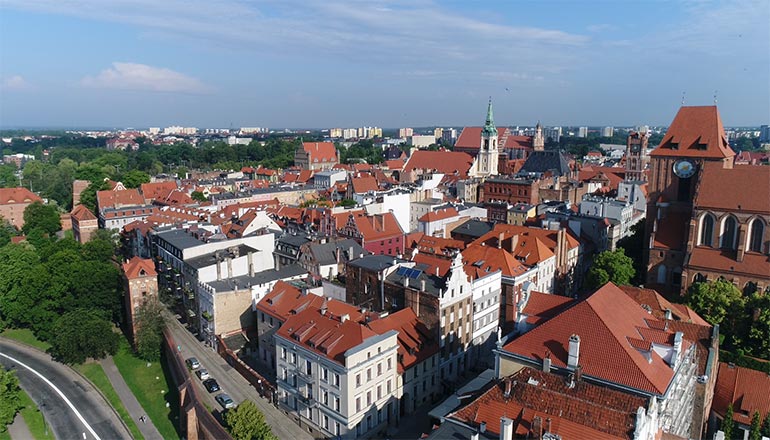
(713, 90, 718, 104)
(483, 97, 496, 136)
(681, 91, 686, 106)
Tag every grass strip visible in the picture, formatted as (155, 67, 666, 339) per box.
(0, 329, 51, 352)
(18, 387, 50, 439)
(74, 362, 144, 440)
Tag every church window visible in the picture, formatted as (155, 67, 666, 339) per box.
(748, 219, 765, 253)
(720, 216, 738, 250)
(699, 214, 715, 247)
(656, 265, 666, 284)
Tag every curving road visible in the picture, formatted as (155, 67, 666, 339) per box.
(0, 339, 131, 440)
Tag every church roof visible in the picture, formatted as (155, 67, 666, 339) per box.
(519, 150, 571, 176)
(651, 106, 735, 159)
(482, 98, 497, 138)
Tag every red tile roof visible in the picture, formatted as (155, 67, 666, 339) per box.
(713, 362, 770, 426)
(412, 253, 452, 277)
(96, 188, 145, 210)
(140, 181, 178, 202)
(277, 306, 376, 365)
(403, 150, 475, 177)
(367, 307, 438, 373)
(302, 142, 338, 162)
(418, 207, 459, 223)
(383, 160, 405, 171)
(652, 211, 689, 250)
(350, 176, 379, 194)
(688, 246, 770, 279)
(414, 235, 465, 256)
(694, 163, 770, 214)
(651, 106, 735, 159)
(256, 281, 324, 321)
(449, 367, 647, 439)
(0, 187, 42, 205)
(461, 243, 530, 278)
(455, 127, 508, 150)
(471, 224, 573, 267)
(520, 291, 575, 326)
(618, 285, 710, 326)
(350, 212, 404, 242)
(122, 256, 157, 279)
(503, 282, 689, 395)
(70, 204, 97, 221)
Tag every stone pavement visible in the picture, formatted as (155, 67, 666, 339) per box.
(100, 356, 164, 440)
(7, 413, 34, 440)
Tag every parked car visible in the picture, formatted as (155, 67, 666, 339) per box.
(195, 368, 209, 380)
(185, 357, 200, 370)
(215, 393, 236, 409)
(203, 378, 220, 393)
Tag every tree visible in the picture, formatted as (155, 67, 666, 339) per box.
(0, 217, 17, 247)
(722, 404, 735, 440)
(745, 293, 770, 360)
(49, 309, 119, 364)
(225, 400, 278, 440)
(79, 179, 111, 214)
(585, 248, 635, 289)
(134, 298, 166, 361)
(339, 198, 356, 208)
(750, 411, 762, 440)
(617, 219, 645, 284)
(121, 170, 150, 189)
(22, 201, 61, 235)
(762, 411, 770, 437)
(686, 279, 745, 328)
(191, 191, 207, 202)
(0, 369, 23, 431)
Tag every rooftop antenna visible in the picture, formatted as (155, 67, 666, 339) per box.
(681, 91, 686, 106)
(713, 90, 718, 104)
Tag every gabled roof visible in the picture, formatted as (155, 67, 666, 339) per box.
(713, 362, 770, 426)
(462, 243, 530, 278)
(367, 307, 438, 373)
(122, 256, 157, 279)
(414, 235, 465, 257)
(350, 176, 379, 194)
(651, 106, 735, 159)
(449, 367, 648, 439)
(502, 282, 689, 395)
(687, 246, 770, 279)
(96, 188, 145, 211)
(140, 181, 178, 202)
(70, 204, 97, 221)
(618, 285, 710, 326)
(0, 187, 42, 205)
(694, 163, 770, 214)
(256, 281, 324, 321)
(520, 291, 576, 326)
(519, 150, 571, 176)
(418, 207, 460, 223)
(471, 224, 578, 267)
(403, 150, 475, 177)
(301, 142, 338, 162)
(350, 212, 403, 242)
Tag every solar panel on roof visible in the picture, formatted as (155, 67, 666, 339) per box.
(397, 267, 409, 276)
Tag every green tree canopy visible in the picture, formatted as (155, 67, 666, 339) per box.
(191, 191, 207, 202)
(134, 298, 166, 361)
(22, 201, 61, 235)
(761, 412, 770, 437)
(225, 400, 278, 440)
(686, 279, 745, 328)
(721, 404, 735, 440)
(750, 411, 762, 440)
(585, 248, 635, 290)
(0, 217, 17, 247)
(0, 369, 23, 431)
(49, 309, 119, 364)
(121, 170, 150, 188)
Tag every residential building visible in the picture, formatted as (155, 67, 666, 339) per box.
(0, 187, 42, 229)
(274, 234, 312, 269)
(70, 204, 98, 243)
(417, 207, 462, 238)
(711, 362, 770, 439)
(578, 126, 589, 137)
(314, 170, 347, 190)
(479, 177, 538, 205)
(497, 282, 700, 438)
(338, 212, 404, 257)
(409, 135, 436, 148)
(275, 306, 400, 439)
(123, 257, 158, 344)
(298, 238, 365, 281)
(295, 142, 339, 171)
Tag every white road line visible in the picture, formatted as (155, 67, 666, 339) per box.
(0, 352, 102, 440)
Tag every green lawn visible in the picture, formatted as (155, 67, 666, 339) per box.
(112, 339, 180, 439)
(74, 362, 144, 440)
(0, 329, 51, 352)
(18, 387, 50, 439)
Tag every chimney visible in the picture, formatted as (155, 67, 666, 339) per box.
(420, 279, 426, 292)
(567, 334, 580, 369)
(664, 308, 672, 320)
(503, 379, 512, 397)
(248, 251, 255, 277)
(349, 246, 354, 260)
(335, 247, 341, 264)
(403, 277, 409, 287)
(498, 232, 504, 249)
(499, 417, 513, 440)
(216, 259, 222, 281)
(532, 416, 543, 440)
(471, 432, 480, 440)
(545, 418, 552, 434)
(542, 356, 551, 372)
(479, 422, 486, 434)
(341, 313, 350, 323)
(671, 331, 683, 368)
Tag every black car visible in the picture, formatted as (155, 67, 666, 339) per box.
(202, 378, 220, 393)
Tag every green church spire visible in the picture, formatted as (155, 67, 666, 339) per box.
(482, 97, 496, 137)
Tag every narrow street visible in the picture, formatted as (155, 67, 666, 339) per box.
(164, 311, 314, 440)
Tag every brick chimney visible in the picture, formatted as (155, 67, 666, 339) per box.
(499, 417, 513, 440)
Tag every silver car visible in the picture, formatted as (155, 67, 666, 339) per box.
(215, 393, 236, 409)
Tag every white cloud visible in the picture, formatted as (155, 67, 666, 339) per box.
(80, 62, 209, 93)
(1, 75, 32, 91)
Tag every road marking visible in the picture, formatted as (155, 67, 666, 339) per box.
(0, 352, 102, 440)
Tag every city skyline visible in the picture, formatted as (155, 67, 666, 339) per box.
(1, 0, 768, 128)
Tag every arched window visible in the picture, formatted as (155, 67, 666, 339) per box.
(699, 214, 715, 246)
(720, 216, 738, 250)
(693, 273, 707, 284)
(744, 282, 758, 295)
(657, 265, 667, 284)
(748, 219, 765, 253)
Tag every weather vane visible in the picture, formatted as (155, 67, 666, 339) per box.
(713, 90, 718, 104)
(681, 91, 686, 105)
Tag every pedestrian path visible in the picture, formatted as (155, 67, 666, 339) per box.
(7, 413, 34, 440)
(100, 356, 164, 440)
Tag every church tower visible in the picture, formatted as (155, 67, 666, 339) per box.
(533, 121, 545, 152)
(477, 98, 499, 176)
(625, 128, 649, 182)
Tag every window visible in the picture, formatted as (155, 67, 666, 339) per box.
(387, 358, 392, 370)
(721, 216, 738, 250)
(749, 219, 765, 252)
(322, 367, 328, 382)
(366, 391, 371, 406)
(260, 312, 265, 323)
(699, 214, 715, 246)
(323, 415, 329, 430)
(387, 379, 391, 394)
(356, 373, 361, 387)
(281, 347, 287, 360)
(334, 373, 340, 387)
(334, 396, 340, 411)
(305, 359, 312, 375)
(323, 390, 328, 405)
(367, 368, 372, 381)
(377, 363, 382, 375)
(356, 396, 361, 412)
(377, 385, 382, 400)
(335, 422, 340, 436)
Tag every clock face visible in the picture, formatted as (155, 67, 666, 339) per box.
(673, 159, 696, 178)
(631, 145, 640, 153)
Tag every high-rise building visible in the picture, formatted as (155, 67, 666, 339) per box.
(760, 124, 770, 142)
(434, 127, 443, 139)
(544, 126, 562, 143)
(329, 128, 343, 138)
(441, 128, 457, 145)
(602, 126, 614, 137)
(398, 127, 413, 138)
(578, 126, 589, 138)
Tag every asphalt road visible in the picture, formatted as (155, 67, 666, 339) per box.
(165, 312, 313, 440)
(0, 339, 131, 440)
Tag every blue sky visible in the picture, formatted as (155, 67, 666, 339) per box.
(0, 0, 768, 128)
